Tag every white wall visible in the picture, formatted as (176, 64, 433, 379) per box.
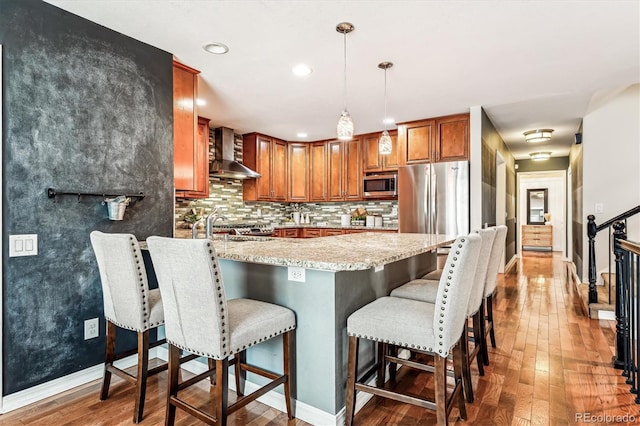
(582, 84, 640, 278)
(470, 105, 483, 231)
(518, 171, 566, 253)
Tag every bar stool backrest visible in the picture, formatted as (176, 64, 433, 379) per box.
(147, 237, 230, 360)
(484, 225, 508, 298)
(90, 231, 151, 332)
(433, 233, 481, 357)
(467, 228, 496, 317)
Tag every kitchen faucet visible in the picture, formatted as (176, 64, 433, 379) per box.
(205, 208, 228, 239)
(191, 217, 205, 239)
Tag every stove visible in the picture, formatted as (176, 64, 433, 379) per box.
(211, 223, 274, 237)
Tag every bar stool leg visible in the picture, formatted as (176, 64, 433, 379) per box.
(345, 336, 358, 426)
(472, 312, 485, 376)
(487, 294, 497, 348)
(165, 344, 181, 426)
(214, 359, 229, 426)
(460, 325, 474, 403)
(234, 351, 246, 396)
(133, 330, 150, 423)
(452, 341, 468, 421)
(434, 354, 448, 425)
(283, 330, 294, 419)
(100, 321, 116, 401)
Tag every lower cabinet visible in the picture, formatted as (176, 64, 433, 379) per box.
(522, 224, 553, 251)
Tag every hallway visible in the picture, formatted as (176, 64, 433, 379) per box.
(0, 253, 637, 425)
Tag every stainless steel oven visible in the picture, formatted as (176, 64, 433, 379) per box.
(363, 173, 397, 198)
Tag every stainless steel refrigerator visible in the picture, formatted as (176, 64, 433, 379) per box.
(398, 161, 469, 236)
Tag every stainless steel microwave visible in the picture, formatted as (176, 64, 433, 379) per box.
(363, 173, 397, 198)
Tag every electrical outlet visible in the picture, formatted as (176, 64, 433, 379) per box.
(374, 265, 384, 272)
(84, 318, 99, 340)
(288, 267, 306, 282)
(391, 206, 398, 216)
(257, 208, 262, 217)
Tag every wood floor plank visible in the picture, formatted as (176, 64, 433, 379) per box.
(2, 252, 640, 426)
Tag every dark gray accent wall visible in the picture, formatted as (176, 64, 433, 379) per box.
(570, 137, 584, 278)
(516, 157, 569, 173)
(1, 0, 173, 394)
(480, 108, 517, 262)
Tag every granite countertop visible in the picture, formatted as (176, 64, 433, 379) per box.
(167, 232, 453, 272)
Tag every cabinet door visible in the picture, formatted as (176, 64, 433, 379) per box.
(328, 141, 344, 201)
(256, 136, 273, 201)
(302, 228, 322, 238)
(309, 142, 328, 201)
(173, 62, 198, 192)
(271, 139, 288, 201)
(288, 143, 309, 201)
(180, 116, 210, 198)
(405, 120, 434, 164)
(435, 114, 469, 162)
(323, 229, 345, 236)
(362, 134, 383, 172)
(343, 138, 362, 200)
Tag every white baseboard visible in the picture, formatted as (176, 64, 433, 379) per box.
(1, 350, 146, 414)
(505, 255, 517, 274)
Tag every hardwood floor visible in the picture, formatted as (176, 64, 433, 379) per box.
(1, 252, 637, 425)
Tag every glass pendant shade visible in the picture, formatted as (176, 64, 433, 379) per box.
(379, 130, 392, 155)
(337, 109, 354, 140)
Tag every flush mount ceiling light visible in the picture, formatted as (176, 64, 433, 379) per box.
(524, 129, 554, 143)
(383, 118, 395, 125)
(378, 61, 394, 155)
(296, 132, 308, 138)
(203, 42, 229, 54)
(530, 151, 552, 161)
(336, 22, 354, 141)
(292, 64, 313, 76)
(196, 98, 206, 106)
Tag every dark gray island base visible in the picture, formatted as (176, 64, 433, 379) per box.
(173, 232, 453, 425)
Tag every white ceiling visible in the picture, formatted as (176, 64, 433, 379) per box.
(45, 0, 639, 160)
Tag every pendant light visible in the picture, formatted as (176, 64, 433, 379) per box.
(378, 61, 393, 155)
(336, 22, 354, 141)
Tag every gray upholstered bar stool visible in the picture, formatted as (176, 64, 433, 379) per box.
(345, 234, 481, 426)
(481, 225, 508, 366)
(146, 236, 296, 426)
(389, 228, 495, 403)
(90, 231, 177, 423)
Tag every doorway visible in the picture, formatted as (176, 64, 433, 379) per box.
(496, 151, 506, 272)
(517, 171, 567, 254)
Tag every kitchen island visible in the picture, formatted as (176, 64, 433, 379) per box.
(171, 232, 454, 425)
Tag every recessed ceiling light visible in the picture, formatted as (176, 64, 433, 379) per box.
(203, 42, 229, 54)
(296, 132, 308, 138)
(292, 64, 313, 76)
(196, 98, 206, 106)
(383, 118, 395, 125)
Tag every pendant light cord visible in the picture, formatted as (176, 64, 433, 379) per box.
(383, 67, 388, 131)
(343, 30, 348, 111)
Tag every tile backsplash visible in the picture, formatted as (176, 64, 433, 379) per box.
(175, 177, 398, 228)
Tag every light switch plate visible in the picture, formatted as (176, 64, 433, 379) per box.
(288, 267, 306, 282)
(9, 234, 38, 257)
(595, 203, 604, 214)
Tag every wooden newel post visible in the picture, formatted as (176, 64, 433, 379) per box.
(613, 221, 628, 370)
(587, 215, 598, 304)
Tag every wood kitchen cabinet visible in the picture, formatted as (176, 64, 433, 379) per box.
(328, 138, 361, 201)
(309, 142, 329, 202)
(174, 61, 210, 198)
(362, 130, 399, 172)
(243, 133, 287, 201)
(288, 143, 309, 202)
(397, 113, 469, 165)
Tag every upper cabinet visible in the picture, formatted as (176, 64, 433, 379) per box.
(243, 133, 287, 201)
(397, 113, 469, 165)
(174, 61, 210, 198)
(362, 130, 399, 172)
(328, 138, 362, 201)
(288, 143, 310, 202)
(309, 142, 329, 202)
(434, 113, 469, 162)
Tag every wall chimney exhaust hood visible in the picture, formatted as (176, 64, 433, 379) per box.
(209, 127, 260, 179)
